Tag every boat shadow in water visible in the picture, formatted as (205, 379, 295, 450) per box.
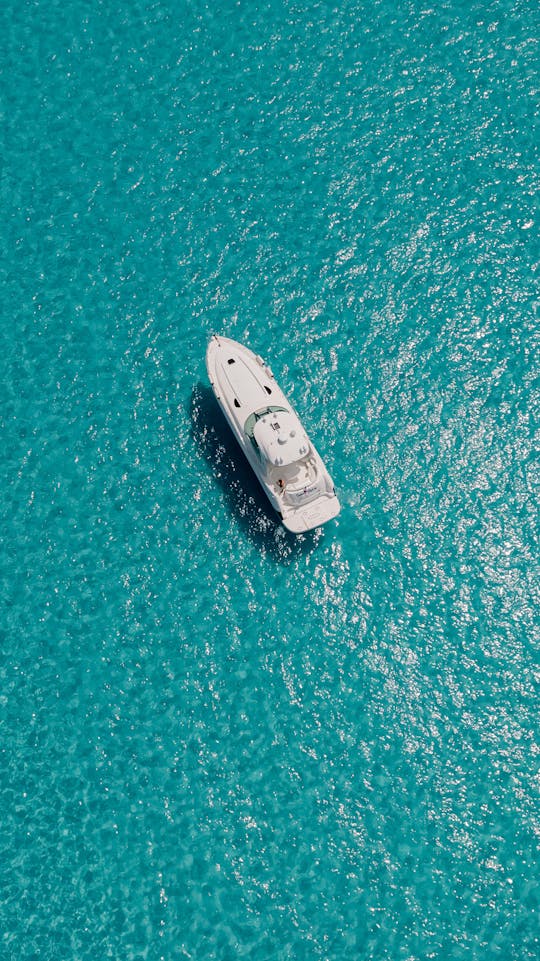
(190, 385, 323, 563)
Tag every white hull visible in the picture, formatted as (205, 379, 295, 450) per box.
(205, 335, 340, 533)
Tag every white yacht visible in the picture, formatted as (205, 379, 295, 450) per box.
(205, 335, 340, 533)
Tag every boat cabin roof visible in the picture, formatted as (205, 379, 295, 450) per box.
(250, 408, 310, 466)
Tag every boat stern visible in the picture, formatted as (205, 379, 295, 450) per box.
(281, 493, 341, 533)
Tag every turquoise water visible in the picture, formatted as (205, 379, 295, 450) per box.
(1, 0, 538, 957)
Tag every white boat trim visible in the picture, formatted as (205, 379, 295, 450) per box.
(205, 335, 340, 533)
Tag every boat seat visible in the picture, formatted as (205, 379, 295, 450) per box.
(271, 459, 317, 492)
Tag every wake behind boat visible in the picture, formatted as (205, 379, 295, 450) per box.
(205, 335, 340, 533)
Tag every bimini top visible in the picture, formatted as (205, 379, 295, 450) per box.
(249, 408, 310, 467)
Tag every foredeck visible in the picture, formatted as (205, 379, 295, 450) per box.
(219, 355, 270, 412)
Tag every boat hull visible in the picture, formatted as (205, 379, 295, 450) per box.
(205, 335, 340, 533)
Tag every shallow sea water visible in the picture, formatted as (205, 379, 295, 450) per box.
(1, 1, 538, 958)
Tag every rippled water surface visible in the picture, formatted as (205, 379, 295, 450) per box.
(1, 1, 538, 958)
